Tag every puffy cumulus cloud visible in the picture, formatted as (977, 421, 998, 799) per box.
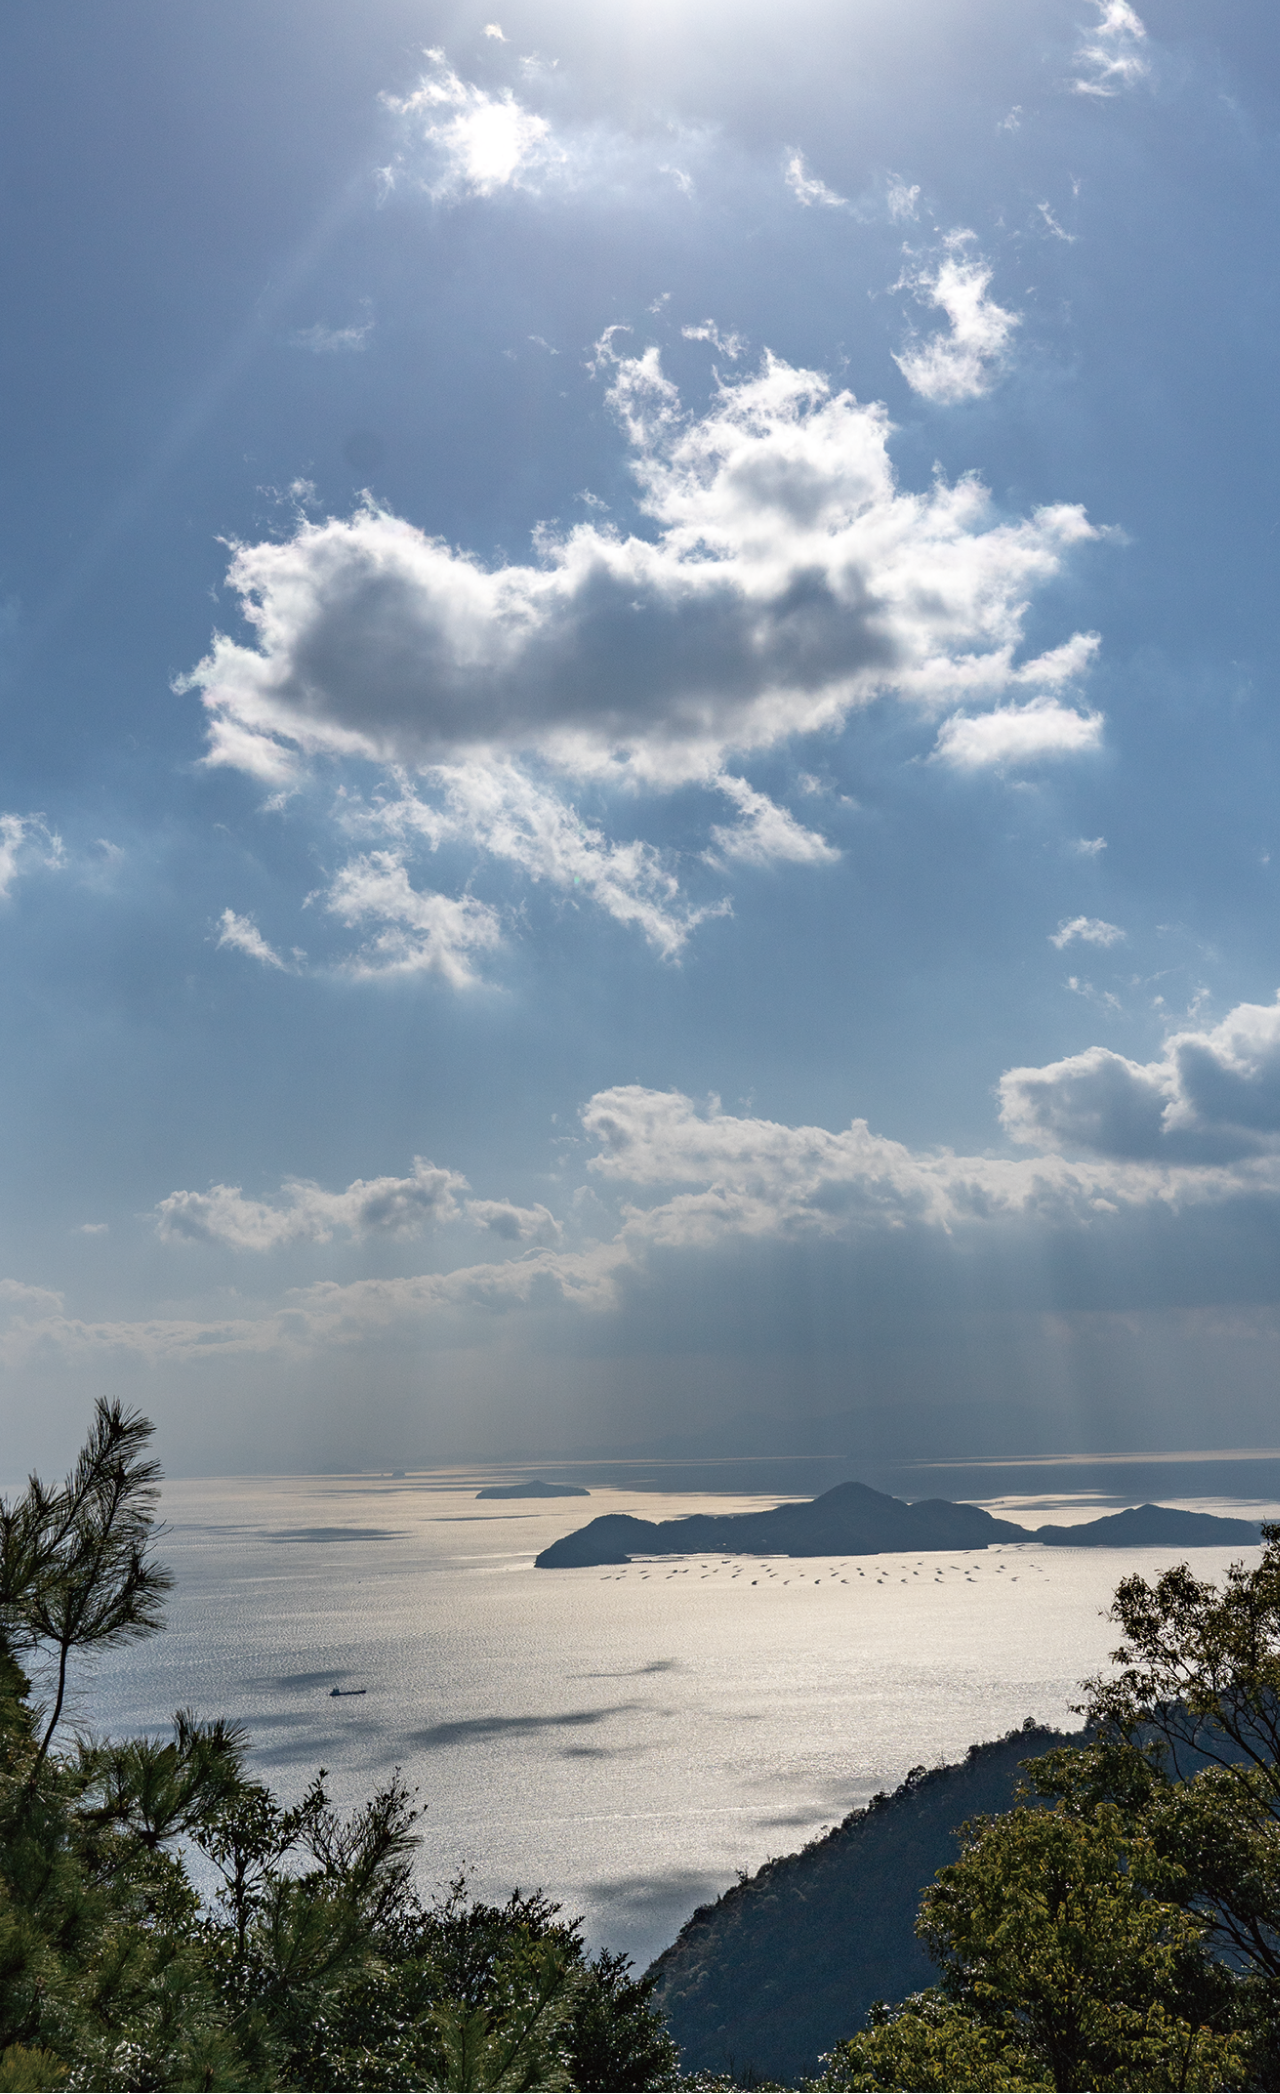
(575, 1076, 1280, 1266)
(322, 854, 504, 985)
(999, 993, 1280, 1163)
(186, 348, 1101, 789)
(1072, 1, 1150, 97)
(156, 1158, 470, 1250)
(466, 1198, 562, 1245)
(933, 694, 1103, 770)
(155, 1158, 563, 1255)
(893, 237, 1020, 405)
(180, 343, 1106, 974)
(0, 812, 64, 900)
(577, 1083, 1261, 1243)
(1051, 916, 1125, 949)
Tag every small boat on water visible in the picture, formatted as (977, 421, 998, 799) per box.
(329, 1686, 367, 1697)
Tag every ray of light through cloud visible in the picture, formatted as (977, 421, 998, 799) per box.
(1, 0, 1277, 1496)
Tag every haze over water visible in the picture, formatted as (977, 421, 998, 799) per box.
(69, 1473, 1273, 1969)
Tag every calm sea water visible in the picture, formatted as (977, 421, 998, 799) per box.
(51, 1473, 1272, 1969)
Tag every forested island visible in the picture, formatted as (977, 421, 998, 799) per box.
(534, 1476, 1259, 1567)
(5, 1404, 1280, 2090)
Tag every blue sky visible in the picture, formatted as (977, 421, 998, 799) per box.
(3, 0, 1280, 1476)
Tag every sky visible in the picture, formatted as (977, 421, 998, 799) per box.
(2, 0, 1280, 1479)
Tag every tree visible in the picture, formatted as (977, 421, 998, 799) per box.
(0, 1403, 685, 2092)
(812, 1797, 1244, 2092)
(0, 1400, 172, 1769)
(816, 1531, 1280, 2093)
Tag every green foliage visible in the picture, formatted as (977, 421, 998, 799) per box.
(0, 1405, 684, 2091)
(811, 1989, 1048, 2091)
(816, 1529, 1280, 2092)
(0, 1399, 173, 1769)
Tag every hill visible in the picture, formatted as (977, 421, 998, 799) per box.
(534, 1479, 1259, 1567)
(646, 1722, 1080, 2086)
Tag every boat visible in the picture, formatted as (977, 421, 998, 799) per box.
(329, 1686, 368, 1696)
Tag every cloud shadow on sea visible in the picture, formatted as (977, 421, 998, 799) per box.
(407, 1705, 637, 1750)
(263, 1525, 409, 1543)
(572, 1659, 679, 1679)
(243, 1669, 349, 1693)
(580, 1867, 732, 1959)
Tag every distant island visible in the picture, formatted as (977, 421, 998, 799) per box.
(533, 1478, 1260, 1567)
(476, 1480, 591, 1499)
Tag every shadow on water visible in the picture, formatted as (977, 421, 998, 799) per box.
(244, 1669, 349, 1693)
(585, 1868, 729, 1934)
(263, 1525, 409, 1544)
(408, 1705, 637, 1750)
(573, 1659, 679, 1679)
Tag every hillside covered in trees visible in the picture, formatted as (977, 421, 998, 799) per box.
(648, 1722, 1079, 2084)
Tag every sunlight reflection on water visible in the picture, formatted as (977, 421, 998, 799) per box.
(75, 1473, 1265, 1967)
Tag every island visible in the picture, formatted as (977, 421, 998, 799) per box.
(533, 1478, 1260, 1566)
(476, 1479, 591, 1499)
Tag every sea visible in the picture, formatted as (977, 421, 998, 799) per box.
(40, 1470, 1279, 1971)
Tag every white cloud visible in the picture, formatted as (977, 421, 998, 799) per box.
(483, 23, 506, 40)
(466, 1198, 562, 1244)
(1072, 1, 1150, 97)
(22, 1023, 1280, 1374)
(1074, 836, 1107, 857)
(885, 177, 921, 223)
(999, 993, 1280, 1162)
(933, 698, 1104, 770)
(154, 1154, 563, 1259)
(322, 854, 504, 985)
(216, 908, 288, 970)
(186, 348, 1101, 791)
(1051, 915, 1125, 949)
(181, 342, 1106, 972)
(1067, 974, 1123, 1014)
(156, 1157, 470, 1250)
(784, 152, 847, 209)
(707, 775, 839, 869)
(0, 813, 64, 900)
(681, 320, 746, 360)
(380, 52, 710, 207)
(1037, 202, 1077, 243)
(580, 1082, 1280, 1247)
(893, 235, 1020, 404)
(290, 318, 373, 354)
(382, 52, 563, 199)
(352, 763, 725, 960)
